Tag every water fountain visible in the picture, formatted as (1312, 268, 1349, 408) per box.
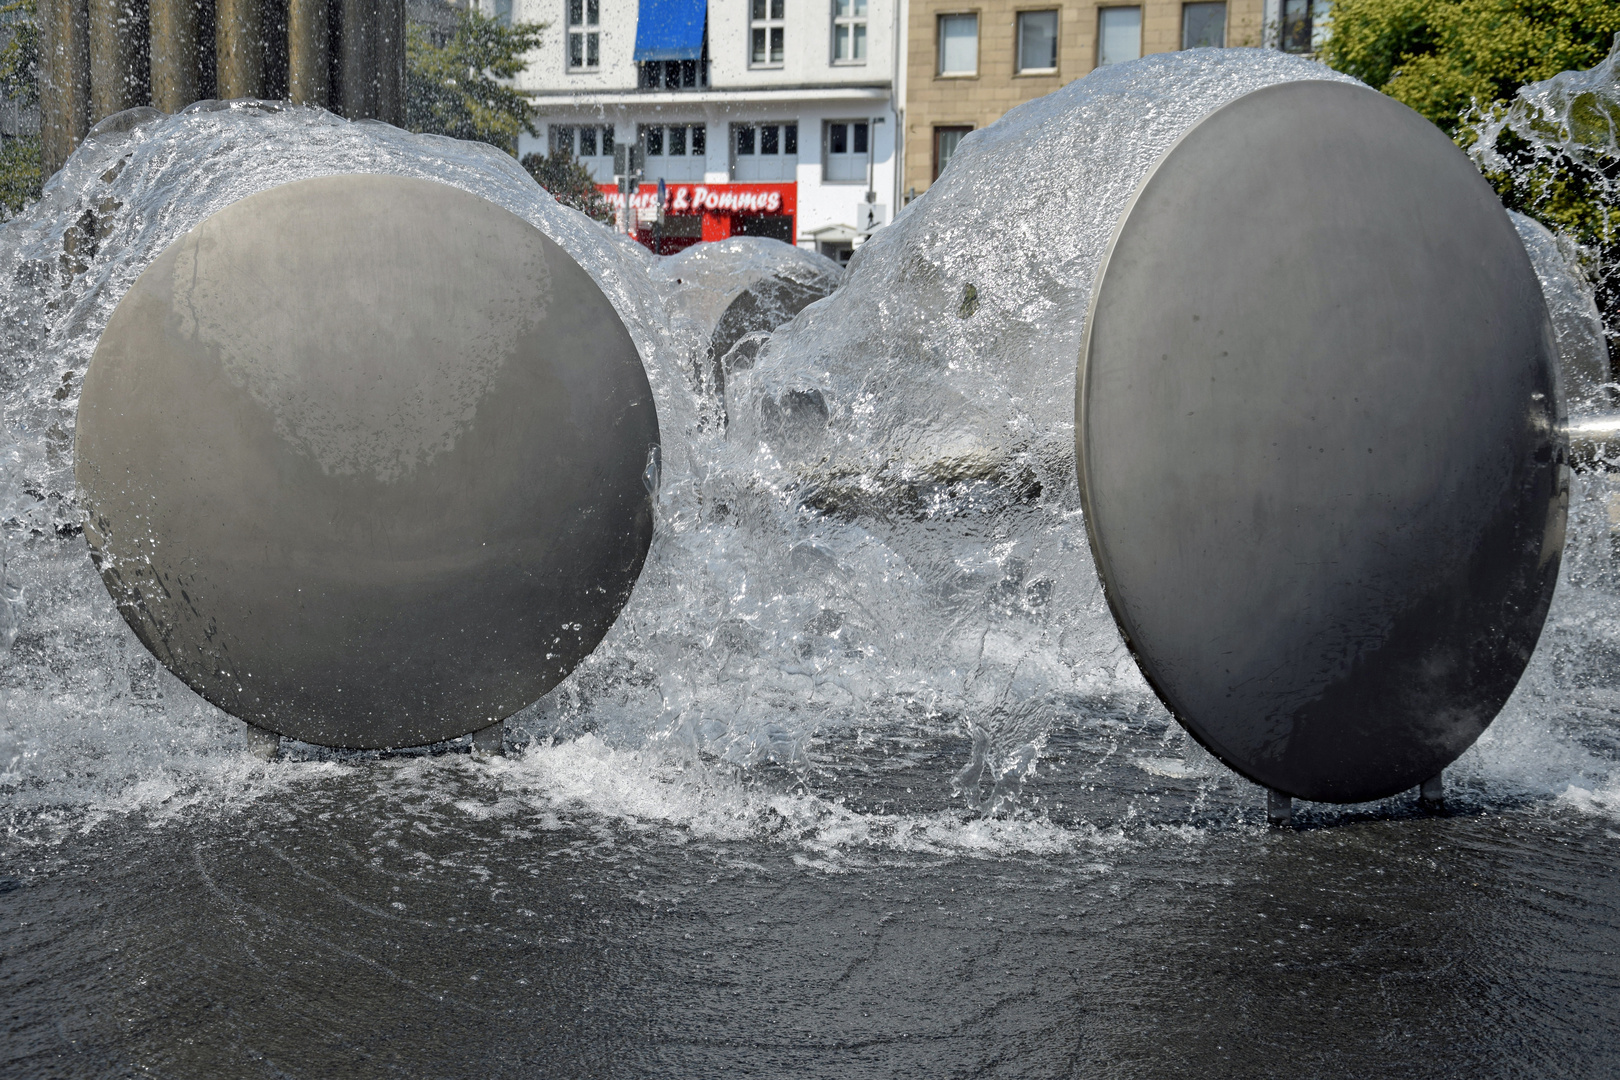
(3, 48, 1605, 801)
(3, 48, 1618, 1077)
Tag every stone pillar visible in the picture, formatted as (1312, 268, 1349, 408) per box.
(149, 0, 200, 112)
(376, 0, 405, 126)
(287, 0, 329, 106)
(339, 0, 404, 123)
(89, 0, 147, 122)
(339, 0, 376, 119)
(40, 0, 92, 175)
(216, 0, 265, 99)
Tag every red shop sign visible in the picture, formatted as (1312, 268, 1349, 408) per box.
(597, 182, 797, 216)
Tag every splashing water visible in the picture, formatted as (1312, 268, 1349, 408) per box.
(1466, 34, 1620, 351)
(1, 51, 1618, 860)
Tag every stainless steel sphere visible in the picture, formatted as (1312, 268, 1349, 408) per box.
(1077, 81, 1565, 803)
(77, 175, 659, 749)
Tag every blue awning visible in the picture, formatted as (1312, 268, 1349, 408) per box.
(633, 0, 706, 62)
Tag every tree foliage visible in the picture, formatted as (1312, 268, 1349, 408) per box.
(405, 10, 544, 155)
(0, 0, 39, 220)
(0, 0, 36, 108)
(1320, 0, 1620, 134)
(1321, 1, 1620, 342)
(0, 132, 39, 220)
(521, 149, 611, 223)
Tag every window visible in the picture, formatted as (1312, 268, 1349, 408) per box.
(833, 0, 867, 63)
(934, 125, 970, 180)
(495, 0, 513, 25)
(1278, 0, 1325, 52)
(1016, 10, 1058, 72)
(640, 124, 707, 181)
(751, 0, 785, 66)
(937, 14, 978, 75)
(550, 125, 615, 179)
(567, 0, 599, 70)
(639, 57, 711, 88)
(732, 122, 798, 181)
(1097, 6, 1141, 66)
(1181, 1, 1224, 47)
(639, 25, 710, 88)
(824, 120, 869, 183)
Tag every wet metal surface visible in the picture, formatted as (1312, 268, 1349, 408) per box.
(1079, 81, 1566, 804)
(75, 176, 658, 750)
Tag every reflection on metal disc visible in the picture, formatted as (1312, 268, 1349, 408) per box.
(1076, 81, 1566, 803)
(77, 175, 658, 749)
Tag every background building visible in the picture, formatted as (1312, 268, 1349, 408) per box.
(505, 0, 899, 261)
(897, 0, 1266, 200)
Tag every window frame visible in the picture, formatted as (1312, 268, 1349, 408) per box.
(1014, 8, 1059, 75)
(1180, 1, 1226, 48)
(936, 12, 980, 78)
(831, 0, 869, 66)
(729, 122, 799, 180)
(750, 0, 787, 68)
(566, 0, 601, 72)
(822, 119, 872, 184)
(550, 124, 615, 161)
(1278, 0, 1314, 53)
(1095, 4, 1142, 67)
(932, 124, 972, 181)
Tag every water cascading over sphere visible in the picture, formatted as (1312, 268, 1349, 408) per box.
(75, 174, 659, 749)
(1077, 81, 1565, 803)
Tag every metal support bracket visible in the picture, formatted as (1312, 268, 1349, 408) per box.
(471, 722, 504, 758)
(245, 723, 280, 762)
(1267, 788, 1293, 827)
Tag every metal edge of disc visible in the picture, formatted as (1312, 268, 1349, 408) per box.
(1071, 79, 1559, 800)
(75, 173, 661, 748)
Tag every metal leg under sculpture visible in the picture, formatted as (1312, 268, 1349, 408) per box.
(1420, 772, 1444, 809)
(1267, 788, 1292, 827)
(471, 723, 504, 758)
(245, 722, 280, 761)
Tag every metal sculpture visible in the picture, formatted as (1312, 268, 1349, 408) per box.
(76, 174, 658, 753)
(1077, 81, 1566, 817)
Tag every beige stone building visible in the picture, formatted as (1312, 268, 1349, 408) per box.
(899, 0, 1266, 199)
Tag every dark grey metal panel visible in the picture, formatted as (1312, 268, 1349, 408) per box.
(1077, 81, 1566, 804)
(77, 174, 658, 749)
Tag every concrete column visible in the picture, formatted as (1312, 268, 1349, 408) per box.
(216, 0, 265, 99)
(287, 0, 329, 106)
(89, 0, 147, 123)
(149, 0, 199, 112)
(40, 0, 92, 175)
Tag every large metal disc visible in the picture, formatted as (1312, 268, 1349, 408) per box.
(77, 175, 658, 749)
(1076, 81, 1566, 804)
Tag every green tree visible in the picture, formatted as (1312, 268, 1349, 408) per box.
(406, 9, 544, 155)
(521, 149, 611, 224)
(1321, 1, 1620, 341)
(1320, 0, 1620, 134)
(0, 0, 40, 221)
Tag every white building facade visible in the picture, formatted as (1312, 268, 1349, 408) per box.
(497, 0, 900, 260)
